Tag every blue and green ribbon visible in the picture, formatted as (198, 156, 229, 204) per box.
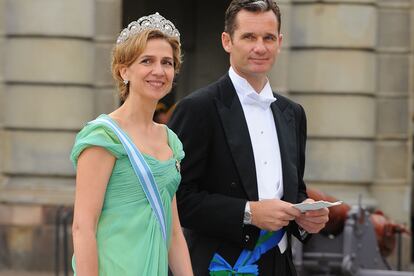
(209, 229, 285, 276)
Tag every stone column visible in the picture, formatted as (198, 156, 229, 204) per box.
(1, 0, 95, 204)
(289, 0, 377, 205)
(0, 0, 120, 271)
(373, 0, 413, 268)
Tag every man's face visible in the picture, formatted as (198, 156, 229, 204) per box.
(222, 10, 282, 81)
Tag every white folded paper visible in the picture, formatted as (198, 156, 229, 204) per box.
(293, 200, 343, 213)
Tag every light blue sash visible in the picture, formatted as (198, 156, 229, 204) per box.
(90, 117, 167, 243)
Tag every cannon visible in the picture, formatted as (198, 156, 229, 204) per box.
(293, 189, 413, 276)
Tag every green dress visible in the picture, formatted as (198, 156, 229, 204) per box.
(70, 114, 185, 276)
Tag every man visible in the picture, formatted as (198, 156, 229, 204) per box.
(169, 0, 329, 275)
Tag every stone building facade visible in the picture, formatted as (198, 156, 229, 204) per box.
(0, 0, 412, 273)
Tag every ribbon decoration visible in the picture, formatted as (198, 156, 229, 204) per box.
(209, 229, 285, 275)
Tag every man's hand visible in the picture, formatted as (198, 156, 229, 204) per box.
(295, 198, 329, 234)
(250, 199, 302, 231)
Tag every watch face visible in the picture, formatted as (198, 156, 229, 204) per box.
(246, 212, 251, 220)
(244, 202, 252, 224)
(244, 211, 252, 224)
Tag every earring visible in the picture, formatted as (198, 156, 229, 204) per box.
(123, 79, 129, 85)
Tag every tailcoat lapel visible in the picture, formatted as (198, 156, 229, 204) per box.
(271, 98, 298, 203)
(214, 75, 259, 201)
(212, 74, 299, 203)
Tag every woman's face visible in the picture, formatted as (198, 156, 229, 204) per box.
(121, 38, 175, 101)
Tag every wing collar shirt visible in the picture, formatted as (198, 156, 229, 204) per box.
(228, 67, 287, 252)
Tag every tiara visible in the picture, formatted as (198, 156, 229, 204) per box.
(116, 12, 180, 44)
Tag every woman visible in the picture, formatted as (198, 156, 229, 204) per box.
(71, 13, 193, 276)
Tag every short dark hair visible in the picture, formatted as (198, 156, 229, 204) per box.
(224, 0, 281, 37)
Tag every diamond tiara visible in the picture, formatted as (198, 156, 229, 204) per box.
(116, 12, 180, 44)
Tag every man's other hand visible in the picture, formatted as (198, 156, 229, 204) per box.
(295, 198, 329, 234)
(250, 199, 301, 231)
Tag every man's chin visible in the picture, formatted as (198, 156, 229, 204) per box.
(249, 66, 272, 75)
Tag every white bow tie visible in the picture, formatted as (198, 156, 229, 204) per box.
(243, 92, 276, 110)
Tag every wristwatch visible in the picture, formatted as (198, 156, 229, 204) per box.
(298, 226, 308, 239)
(243, 201, 252, 225)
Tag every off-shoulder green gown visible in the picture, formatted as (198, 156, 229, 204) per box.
(70, 114, 184, 276)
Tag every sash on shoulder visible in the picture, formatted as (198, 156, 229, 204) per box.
(90, 117, 168, 243)
(209, 229, 285, 276)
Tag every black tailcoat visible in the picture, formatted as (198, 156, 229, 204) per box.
(168, 74, 309, 276)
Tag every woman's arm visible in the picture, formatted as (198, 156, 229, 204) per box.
(168, 196, 193, 276)
(72, 147, 116, 276)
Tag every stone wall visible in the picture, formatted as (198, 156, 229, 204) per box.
(0, 0, 120, 272)
(373, 0, 412, 227)
(287, 0, 378, 205)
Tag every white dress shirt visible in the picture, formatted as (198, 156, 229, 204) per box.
(228, 67, 287, 253)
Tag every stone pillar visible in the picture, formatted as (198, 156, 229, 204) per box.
(289, 0, 377, 205)
(0, 0, 120, 272)
(373, 0, 413, 268)
(1, 0, 95, 204)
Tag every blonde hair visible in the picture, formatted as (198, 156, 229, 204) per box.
(111, 29, 182, 101)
